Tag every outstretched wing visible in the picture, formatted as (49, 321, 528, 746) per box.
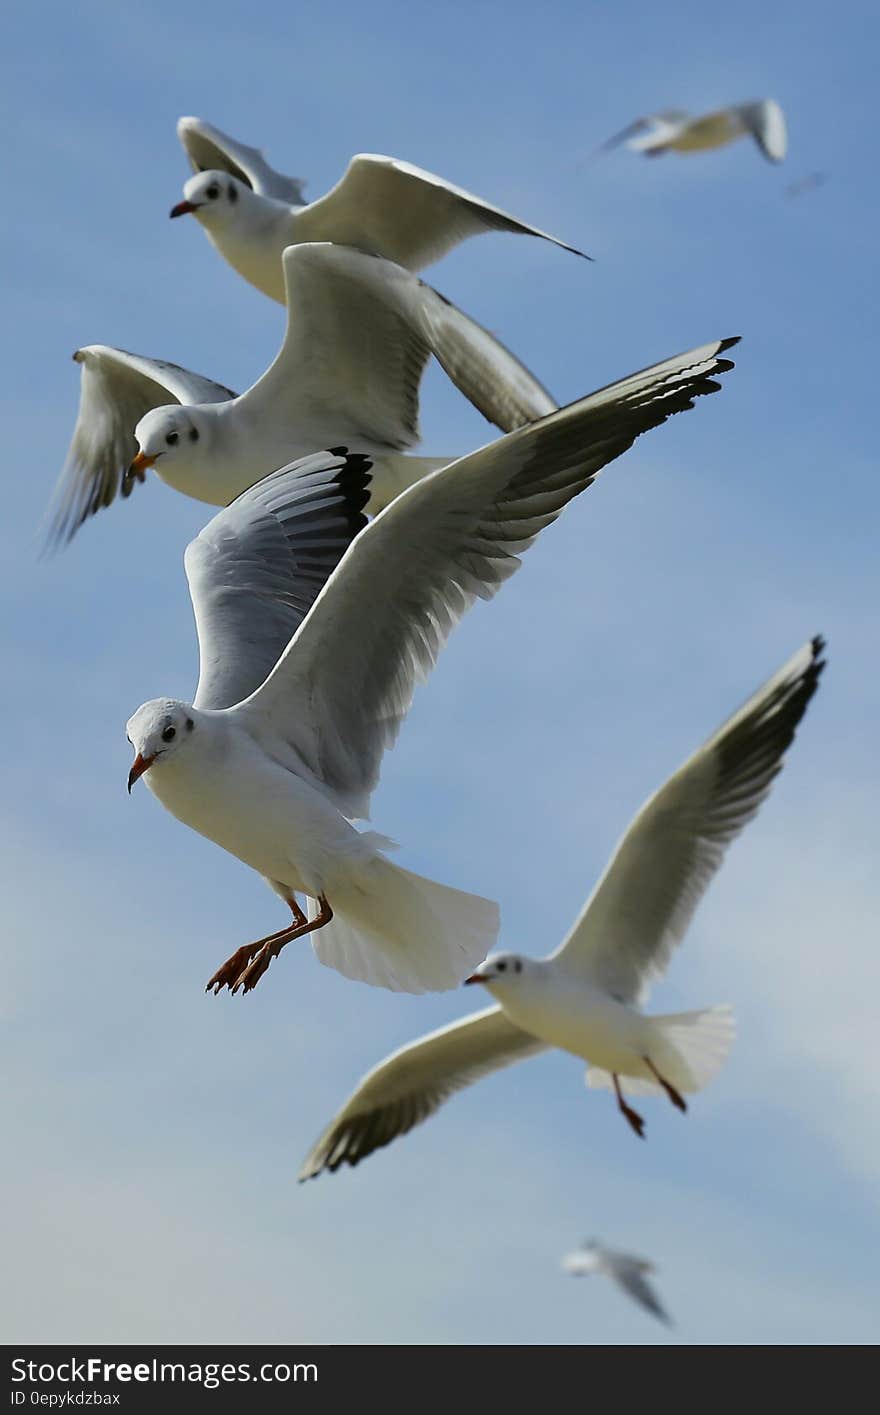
(292, 152, 589, 269)
(611, 1260, 672, 1325)
(185, 450, 371, 710)
(237, 337, 738, 819)
(737, 99, 788, 163)
(553, 638, 825, 1004)
(299, 1005, 544, 1179)
(49, 346, 235, 547)
(177, 116, 307, 203)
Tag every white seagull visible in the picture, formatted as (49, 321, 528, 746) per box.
(125, 337, 737, 997)
(299, 637, 823, 1171)
(50, 243, 559, 545)
(562, 1239, 672, 1326)
(172, 115, 589, 304)
(600, 100, 787, 165)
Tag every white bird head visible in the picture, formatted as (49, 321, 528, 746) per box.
(464, 951, 534, 992)
(126, 698, 197, 793)
(170, 170, 259, 229)
(129, 405, 207, 485)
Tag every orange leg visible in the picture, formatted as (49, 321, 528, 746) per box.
(644, 1056, 688, 1113)
(231, 895, 334, 995)
(612, 1073, 645, 1138)
(206, 897, 308, 995)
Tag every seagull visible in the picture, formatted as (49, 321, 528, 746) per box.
(49, 243, 559, 546)
(125, 336, 737, 997)
(299, 636, 823, 1173)
(600, 100, 787, 165)
(562, 1239, 672, 1326)
(171, 115, 589, 304)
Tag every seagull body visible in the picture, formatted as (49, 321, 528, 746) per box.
(125, 338, 737, 997)
(602, 100, 787, 164)
(299, 636, 823, 1174)
(51, 243, 558, 544)
(172, 115, 588, 303)
(563, 1240, 671, 1326)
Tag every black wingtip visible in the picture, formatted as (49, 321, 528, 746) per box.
(718, 336, 742, 354)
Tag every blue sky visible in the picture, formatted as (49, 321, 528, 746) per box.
(2, 0, 879, 1345)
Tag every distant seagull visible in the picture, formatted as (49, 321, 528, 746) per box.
(786, 171, 828, 199)
(49, 243, 558, 545)
(125, 338, 737, 997)
(171, 115, 589, 304)
(563, 1239, 672, 1326)
(299, 637, 822, 1174)
(600, 100, 787, 165)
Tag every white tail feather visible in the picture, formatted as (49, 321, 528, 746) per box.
(310, 856, 498, 993)
(586, 1005, 735, 1096)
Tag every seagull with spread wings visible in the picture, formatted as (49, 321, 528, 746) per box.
(124, 337, 737, 998)
(600, 100, 787, 165)
(563, 1240, 673, 1326)
(171, 115, 589, 304)
(299, 636, 823, 1173)
(49, 243, 559, 546)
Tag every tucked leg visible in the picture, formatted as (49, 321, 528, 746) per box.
(612, 1073, 645, 1139)
(206, 897, 308, 995)
(644, 1056, 688, 1113)
(232, 895, 334, 995)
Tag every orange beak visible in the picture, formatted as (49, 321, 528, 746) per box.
(169, 200, 198, 218)
(463, 974, 487, 985)
(128, 451, 157, 482)
(127, 753, 156, 794)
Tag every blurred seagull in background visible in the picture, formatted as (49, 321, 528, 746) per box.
(299, 637, 823, 1175)
(171, 115, 589, 304)
(49, 243, 558, 545)
(599, 100, 787, 165)
(562, 1239, 672, 1326)
(124, 337, 737, 998)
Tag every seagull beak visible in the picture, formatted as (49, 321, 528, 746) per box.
(464, 973, 487, 985)
(127, 753, 155, 793)
(128, 451, 156, 481)
(169, 199, 199, 218)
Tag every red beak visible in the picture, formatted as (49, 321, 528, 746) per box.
(463, 974, 486, 985)
(128, 451, 157, 482)
(169, 200, 198, 218)
(127, 753, 155, 793)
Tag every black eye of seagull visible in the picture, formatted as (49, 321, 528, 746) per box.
(161, 725, 176, 743)
(166, 432, 178, 447)
(207, 184, 219, 199)
(498, 961, 506, 972)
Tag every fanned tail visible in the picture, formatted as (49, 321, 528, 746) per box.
(586, 1005, 735, 1095)
(310, 855, 498, 993)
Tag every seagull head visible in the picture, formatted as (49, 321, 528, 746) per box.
(129, 406, 205, 487)
(170, 170, 254, 226)
(126, 699, 197, 794)
(464, 951, 533, 992)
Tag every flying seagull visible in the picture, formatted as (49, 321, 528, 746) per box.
(125, 337, 737, 997)
(600, 100, 787, 165)
(563, 1239, 672, 1326)
(50, 244, 560, 546)
(299, 636, 823, 1173)
(172, 115, 589, 304)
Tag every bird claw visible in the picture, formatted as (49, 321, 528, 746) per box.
(205, 942, 266, 995)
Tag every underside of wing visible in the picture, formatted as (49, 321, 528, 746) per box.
(740, 99, 788, 162)
(186, 450, 371, 710)
(299, 1005, 544, 1179)
(552, 637, 825, 1003)
(294, 153, 589, 269)
(177, 116, 307, 202)
(243, 244, 433, 452)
